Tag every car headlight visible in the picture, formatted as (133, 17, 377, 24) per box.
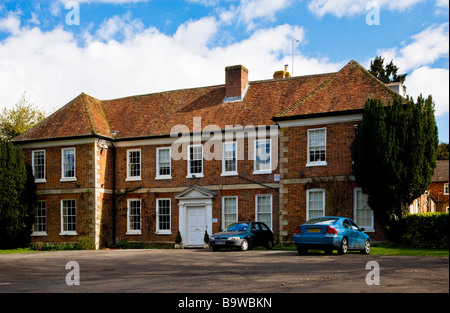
(228, 237, 240, 240)
(210, 236, 216, 240)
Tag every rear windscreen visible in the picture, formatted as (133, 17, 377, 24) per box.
(304, 218, 338, 225)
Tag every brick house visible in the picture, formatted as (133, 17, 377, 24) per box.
(410, 160, 449, 214)
(13, 60, 398, 249)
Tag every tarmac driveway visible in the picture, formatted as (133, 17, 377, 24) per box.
(0, 249, 448, 293)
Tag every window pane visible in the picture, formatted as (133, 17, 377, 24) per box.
(256, 195, 271, 228)
(255, 140, 270, 171)
(223, 197, 237, 228)
(129, 200, 141, 231)
(33, 201, 46, 232)
(224, 143, 237, 172)
(63, 149, 75, 178)
(128, 151, 141, 177)
(62, 200, 76, 232)
(355, 190, 372, 227)
(189, 146, 203, 174)
(308, 191, 324, 218)
(33, 151, 45, 180)
(308, 129, 326, 163)
(158, 149, 171, 176)
(158, 199, 171, 231)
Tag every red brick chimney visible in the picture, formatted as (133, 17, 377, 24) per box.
(224, 65, 249, 102)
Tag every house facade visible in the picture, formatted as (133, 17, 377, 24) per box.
(13, 61, 398, 249)
(409, 160, 449, 214)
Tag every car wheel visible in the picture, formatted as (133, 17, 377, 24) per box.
(266, 240, 274, 250)
(361, 239, 371, 254)
(240, 239, 249, 251)
(337, 237, 348, 255)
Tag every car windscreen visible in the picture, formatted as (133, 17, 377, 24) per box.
(226, 223, 249, 232)
(304, 217, 338, 225)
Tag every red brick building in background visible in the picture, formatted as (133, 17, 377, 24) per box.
(13, 60, 399, 249)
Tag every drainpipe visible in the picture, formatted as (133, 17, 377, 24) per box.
(110, 139, 117, 246)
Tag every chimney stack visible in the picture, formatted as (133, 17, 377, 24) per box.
(273, 65, 291, 79)
(224, 65, 249, 102)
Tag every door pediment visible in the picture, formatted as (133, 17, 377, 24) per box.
(175, 185, 217, 200)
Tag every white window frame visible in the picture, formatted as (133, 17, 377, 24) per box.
(306, 128, 327, 167)
(222, 196, 238, 229)
(126, 148, 141, 181)
(156, 198, 171, 235)
(444, 183, 449, 195)
(221, 142, 238, 176)
(255, 194, 273, 229)
(60, 199, 77, 236)
(253, 139, 272, 174)
(187, 144, 203, 178)
(32, 150, 46, 183)
(127, 199, 142, 235)
(353, 188, 374, 232)
(61, 148, 76, 182)
(306, 189, 325, 220)
(156, 147, 172, 180)
(32, 201, 47, 236)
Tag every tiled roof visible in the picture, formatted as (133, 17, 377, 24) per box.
(12, 60, 397, 143)
(432, 160, 449, 182)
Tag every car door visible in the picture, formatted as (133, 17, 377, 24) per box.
(259, 223, 273, 246)
(349, 219, 364, 249)
(342, 219, 357, 249)
(251, 223, 262, 247)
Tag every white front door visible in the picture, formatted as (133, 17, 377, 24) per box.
(187, 207, 206, 246)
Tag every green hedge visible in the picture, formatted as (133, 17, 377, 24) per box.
(400, 213, 449, 249)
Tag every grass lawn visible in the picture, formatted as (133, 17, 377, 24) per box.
(0, 248, 36, 254)
(274, 243, 449, 257)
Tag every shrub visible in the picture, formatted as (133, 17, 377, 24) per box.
(175, 230, 182, 244)
(400, 213, 449, 249)
(77, 236, 95, 250)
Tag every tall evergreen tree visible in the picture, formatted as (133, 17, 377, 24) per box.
(351, 95, 438, 228)
(0, 139, 35, 248)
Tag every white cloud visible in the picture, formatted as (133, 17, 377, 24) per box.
(0, 14, 341, 115)
(377, 23, 449, 72)
(307, 0, 426, 18)
(219, 0, 294, 30)
(406, 66, 449, 116)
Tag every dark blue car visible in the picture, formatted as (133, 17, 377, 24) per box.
(293, 216, 371, 255)
(209, 222, 274, 251)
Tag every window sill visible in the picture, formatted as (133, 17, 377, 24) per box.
(156, 231, 172, 235)
(253, 170, 272, 175)
(60, 232, 77, 236)
(306, 161, 327, 167)
(126, 177, 141, 182)
(31, 232, 47, 237)
(187, 174, 204, 178)
(60, 177, 77, 182)
(35, 179, 46, 183)
(155, 176, 172, 180)
(126, 231, 142, 235)
(221, 172, 238, 177)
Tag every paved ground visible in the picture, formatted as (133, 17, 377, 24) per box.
(0, 249, 448, 293)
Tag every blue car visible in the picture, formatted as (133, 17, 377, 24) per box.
(293, 216, 371, 255)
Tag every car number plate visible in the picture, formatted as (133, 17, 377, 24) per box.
(215, 241, 225, 245)
(308, 229, 321, 233)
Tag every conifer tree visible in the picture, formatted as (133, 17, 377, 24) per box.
(351, 95, 438, 228)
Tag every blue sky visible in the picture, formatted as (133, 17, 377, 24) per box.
(0, 0, 448, 142)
